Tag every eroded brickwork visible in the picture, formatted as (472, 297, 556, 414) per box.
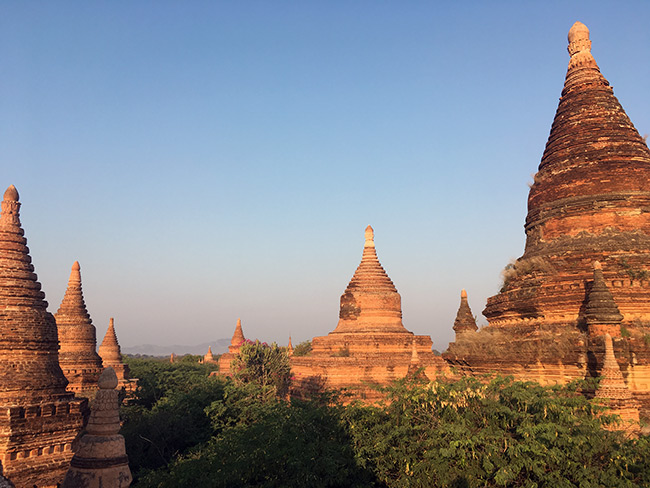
(446, 23, 650, 421)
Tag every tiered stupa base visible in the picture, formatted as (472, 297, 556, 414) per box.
(293, 333, 446, 403)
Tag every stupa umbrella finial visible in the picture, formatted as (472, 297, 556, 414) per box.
(364, 225, 375, 248)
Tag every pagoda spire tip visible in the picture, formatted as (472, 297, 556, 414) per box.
(364, 225, 374, 248)
(3, 185, 19, 202)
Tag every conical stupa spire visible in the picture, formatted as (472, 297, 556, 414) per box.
(204, 346, 215, 363)
(333, 226, 406, 334)
(287, 336, 294, 356)
(0, 185, 86, 486)
(99, 318, 121, 363)
(98, 318, 130, 383)
(453, 289, 478, 336)
(0, 185, 68, 399)
(55, 261, 103, 393)
(228, 318, 245, 353)
(585, 261, 623, 335)
(484, 23, 650, 326)
(595, 334, 632, 400)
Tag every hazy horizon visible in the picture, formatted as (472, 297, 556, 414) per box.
(3, 2, 649, 351)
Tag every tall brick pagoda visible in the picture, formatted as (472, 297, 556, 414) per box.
(0, 185, 86, 487)
(292, 226, 447, 402)
(54, 261, 103, 395)
(98, 318, 130, 389)
(482, 21, 650, 328)
(445, 23, 650, 414)
(218, 318, 246, 375)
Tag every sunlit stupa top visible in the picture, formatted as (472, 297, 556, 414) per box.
(0, 185, 70, 401)
(332, 225, 407, 334)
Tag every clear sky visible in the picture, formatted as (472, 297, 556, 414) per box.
(2, 2, 649, 351)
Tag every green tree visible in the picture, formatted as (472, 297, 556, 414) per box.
(345, 375, 647, 487)
(231, 340, 292, 397)
(137, 395, 379, 488)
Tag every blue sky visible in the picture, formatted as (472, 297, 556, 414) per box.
(2, 2, 649, 350)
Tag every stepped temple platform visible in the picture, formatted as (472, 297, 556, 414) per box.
(445, 23, 650, 419)
(292, 226, 447, 402)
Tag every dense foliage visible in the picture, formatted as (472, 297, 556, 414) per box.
(292, 340, 312, 357)
(121, 357, 650, 488)
(231, 339, 292, 397)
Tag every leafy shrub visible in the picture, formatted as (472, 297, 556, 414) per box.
(293, 340, 312, 357)
(231, 339, 292, 397)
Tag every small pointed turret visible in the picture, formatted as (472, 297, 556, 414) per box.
(219, 318, 248, 375)
(55, 261, 103, 394)
(287, 336, 294, 356)
(62, 367, 132, 487)
(407, 338, 429, 381)
(204, 346, 216, 363)
(594, 334, 640, 433)
(585, 262, 623, 336)
(453, 289, 478, 339)
(98, 318, 130, 384)
(228, 318, 245, 353)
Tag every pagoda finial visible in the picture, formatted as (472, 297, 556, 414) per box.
(568, 21, 591, 56)
(3, 185, 19, 202)
(364, 225, 374, 248)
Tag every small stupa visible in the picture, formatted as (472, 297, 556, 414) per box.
(0, 185, 86, 486)
(218, 318, 246, 375)
(287, 337, 294, 356)
(204, 346, 217, 364)
(98, 318, 131, 389)
(54, 261, 104, 395)
(292, 226, 447, 402)
(585, 262, 624, 337)
(452, 289, 478, 340)
(594, 334, 640, 433)
(62, 367, 133, 487)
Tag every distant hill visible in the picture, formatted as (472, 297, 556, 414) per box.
(123, 338, 231, 357)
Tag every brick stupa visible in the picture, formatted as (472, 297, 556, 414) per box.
(594, 334, 640, 433)
(217, 318, 245, 375)
(98, 318, 130, 389)
(445, 23, 650, 415)
(0, 185, 86, 487)
(62, 367, 132, 487)
(203, 346, 216, 364)
(292, 226, 447, 402)
(54, 261, 104, 395)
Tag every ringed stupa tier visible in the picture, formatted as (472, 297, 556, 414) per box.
(98, 318, 131, 388)
(446, 23, 650, 417)
(0, 185, 86, 487)
(292, 226, 447, 402)
(483, 22, 650, 327)
(54, 261, 104, 395)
